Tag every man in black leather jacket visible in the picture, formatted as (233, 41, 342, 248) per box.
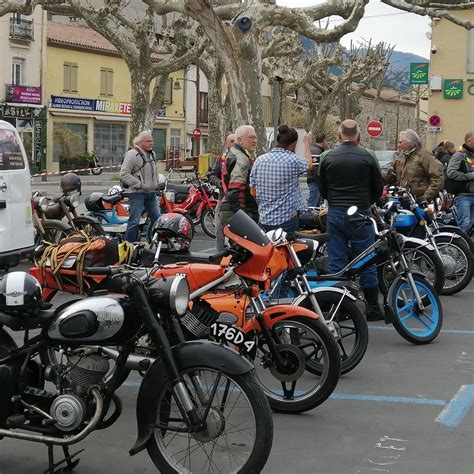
(319, 119, 384, 320)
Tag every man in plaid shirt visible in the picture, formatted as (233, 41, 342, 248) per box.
(250, 125, 312, 232)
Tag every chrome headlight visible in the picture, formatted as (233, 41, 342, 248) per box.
(169, 275, 190, 316)
(148, 275, 190, 316)
(39, 196, 49, 212)
(69, 192, 80, 208)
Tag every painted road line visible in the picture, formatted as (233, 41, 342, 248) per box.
(435, 384, 474, 428)
(367, 325, 474, 335)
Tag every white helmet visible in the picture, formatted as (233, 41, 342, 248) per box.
(158, 173, 166, 185)
(107, 185, 123, 196)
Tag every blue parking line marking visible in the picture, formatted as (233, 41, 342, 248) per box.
(367, 325, 474, 335)
(435, 385, 474, 428)
(330, 393, 446, 405)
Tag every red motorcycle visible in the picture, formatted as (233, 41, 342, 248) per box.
(160, 170, 218, 238)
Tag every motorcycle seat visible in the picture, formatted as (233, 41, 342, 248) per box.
(0, 308, 55, 331)
(138, 248, 216, 266)
(166, 183, 193, 195)
(101, 194, 123, 205)
(295, 232, 330, 244)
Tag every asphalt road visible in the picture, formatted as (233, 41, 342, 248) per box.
(0, 178, 473, 474)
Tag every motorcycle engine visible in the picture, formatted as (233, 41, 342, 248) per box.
(180, 300, 220, 339)
(66, 354, 110, 394)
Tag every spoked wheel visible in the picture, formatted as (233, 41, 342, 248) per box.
(302, 292, 369, 376)
(252, 316, 340, 414)
(200, 207, 216, 238)
(35, 221, 72, 245)
(146, 368, 273, 474)
(388, 274, 443, 344)
(73, 217, 105, 237)
(379, 244, 445, 294)
(434, 235, 473, 295)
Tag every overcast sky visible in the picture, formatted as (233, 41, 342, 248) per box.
(277, 0, 431, 58)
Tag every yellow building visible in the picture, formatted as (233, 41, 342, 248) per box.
(428, 10, 474, 150)
(46, 21, 186, 172)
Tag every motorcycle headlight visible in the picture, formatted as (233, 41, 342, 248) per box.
(39, 196, 49, 212)
(69, 193, 80, 208)
(148, 275, 190, 316)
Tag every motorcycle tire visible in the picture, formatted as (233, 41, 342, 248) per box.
(146, 368, 273, 474)
(300, 292, 369, 376)
(73, 217, 105, 237)
(388, 274, 443, 344)
(434, 225, 474, 254)
(200, 207, 216, 238)
(252, 316, 340, 414)
(378, 242, 445, 295)
(91, 168, 103, 175)
(35, 220, 72, 245)
(434, 235, 473, 295)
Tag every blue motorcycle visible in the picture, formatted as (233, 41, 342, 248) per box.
(382, 187, 472, 295)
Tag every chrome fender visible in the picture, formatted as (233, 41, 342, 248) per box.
(291, 286, 357, 308)
(403, 236, 435, 252)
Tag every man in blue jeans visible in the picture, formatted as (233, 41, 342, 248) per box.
(120, 130, 160, 242)
(319, 119, 384, 320)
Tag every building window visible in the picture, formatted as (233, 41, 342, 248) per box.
(199, 92, 208, 124)
(170, 128, 181, 149)
(63, 62, 78, 94)
(468, 30, 474, 73)
(9, 14, 34, 41)
(53, 123, 87, 165)
(100, 68, 114, 96)
(94, 123, 126, 165)
(163, 77, 173, 104)
(11, 58, 25, 85)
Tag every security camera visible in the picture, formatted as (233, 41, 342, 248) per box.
(431, 45, 438, 54)
(233, 16, 253, 33)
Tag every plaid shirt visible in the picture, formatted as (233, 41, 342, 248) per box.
(250, 147, 308, 225)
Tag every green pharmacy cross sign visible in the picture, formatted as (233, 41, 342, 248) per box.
(444, 79, 464, 99)
(409, 63, 429, 84)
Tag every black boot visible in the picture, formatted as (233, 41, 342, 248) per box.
(363, 287, 384, 321)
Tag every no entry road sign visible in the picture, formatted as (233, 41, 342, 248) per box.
(367, 121, 383, 137)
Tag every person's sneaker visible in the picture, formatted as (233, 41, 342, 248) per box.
(366, 305, 384, 321)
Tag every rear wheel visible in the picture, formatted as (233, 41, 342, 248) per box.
(200, 208, 216, 238)
(146, 368, 273, 474)
(252, 316, 340, 414)
(434, 235, 473, 295)
(35, 221, 71, 245)
(73, 217, 105, 237)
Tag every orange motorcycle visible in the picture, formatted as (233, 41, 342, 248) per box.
(148, 210, 341, 414)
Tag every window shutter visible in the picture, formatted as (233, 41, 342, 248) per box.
(63, 63, 71, 92)
(71, 64, 78, 93)
(164, 77, 172, 104)
(100, 68, 107, 95)
(107, 69, 114, 96)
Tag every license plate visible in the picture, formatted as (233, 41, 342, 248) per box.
(209, 323, 257, 358)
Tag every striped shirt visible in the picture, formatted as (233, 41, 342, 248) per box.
(250, 147, 308, 225)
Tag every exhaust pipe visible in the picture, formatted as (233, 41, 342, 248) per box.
(99, 347, 156, 371)
(0, 388, 103, 445)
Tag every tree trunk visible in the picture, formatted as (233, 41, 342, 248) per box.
(129, 69, 153, 145)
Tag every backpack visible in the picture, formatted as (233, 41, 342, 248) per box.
(120, 147, 154, 189)
(445, 153, 469, 195)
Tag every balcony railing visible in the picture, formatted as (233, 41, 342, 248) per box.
(9, 18, 34, 41)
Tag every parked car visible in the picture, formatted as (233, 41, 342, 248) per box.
(0, 120, 35, 269)
(374, 150, 396, 172)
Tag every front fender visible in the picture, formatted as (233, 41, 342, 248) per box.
(292, 287, 357, 308)
(433, 232, 464, 241)
(130, 340, 253, 456)
(242, 304, 318, 333)
(403, 236, 435, 252)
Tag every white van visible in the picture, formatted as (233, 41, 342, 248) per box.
(0, 120, 35, 269)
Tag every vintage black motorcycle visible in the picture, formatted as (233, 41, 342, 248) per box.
(0, 268, 273, 473)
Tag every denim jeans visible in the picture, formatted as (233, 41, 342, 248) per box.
(455, 195, 474, 233)
(125, 192, 161, 242)
(261, 215, 299, 233)
(307, 182, 321, 207)
(326, 207, 377, 288)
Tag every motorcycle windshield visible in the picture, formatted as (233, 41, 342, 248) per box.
(227, 210, 269, 246)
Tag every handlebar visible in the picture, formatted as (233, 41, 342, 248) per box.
(84, 266, 122, 276)
(208, 248, 232, 263)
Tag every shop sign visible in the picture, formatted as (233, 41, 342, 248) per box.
(50, 95, 132, 114)
(443, 79, 463, 99)
(1, 104, 33, 118)
(6, 85, 42, 104)
(409, 63, 429, 84)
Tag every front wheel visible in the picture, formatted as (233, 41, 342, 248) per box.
(91, 167, 102, 175)
(146, 369, 273, 474)
(434, 235, 473, 295)
(200, 207, 216, 238)
(252, 316, 340, 414)
(388, 274, 443, 344)
(35, 220, 72, 245)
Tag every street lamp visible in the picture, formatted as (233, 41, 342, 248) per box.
(173, 70, 201, 157)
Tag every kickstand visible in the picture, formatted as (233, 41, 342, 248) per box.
(43, 444, 83, 474)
